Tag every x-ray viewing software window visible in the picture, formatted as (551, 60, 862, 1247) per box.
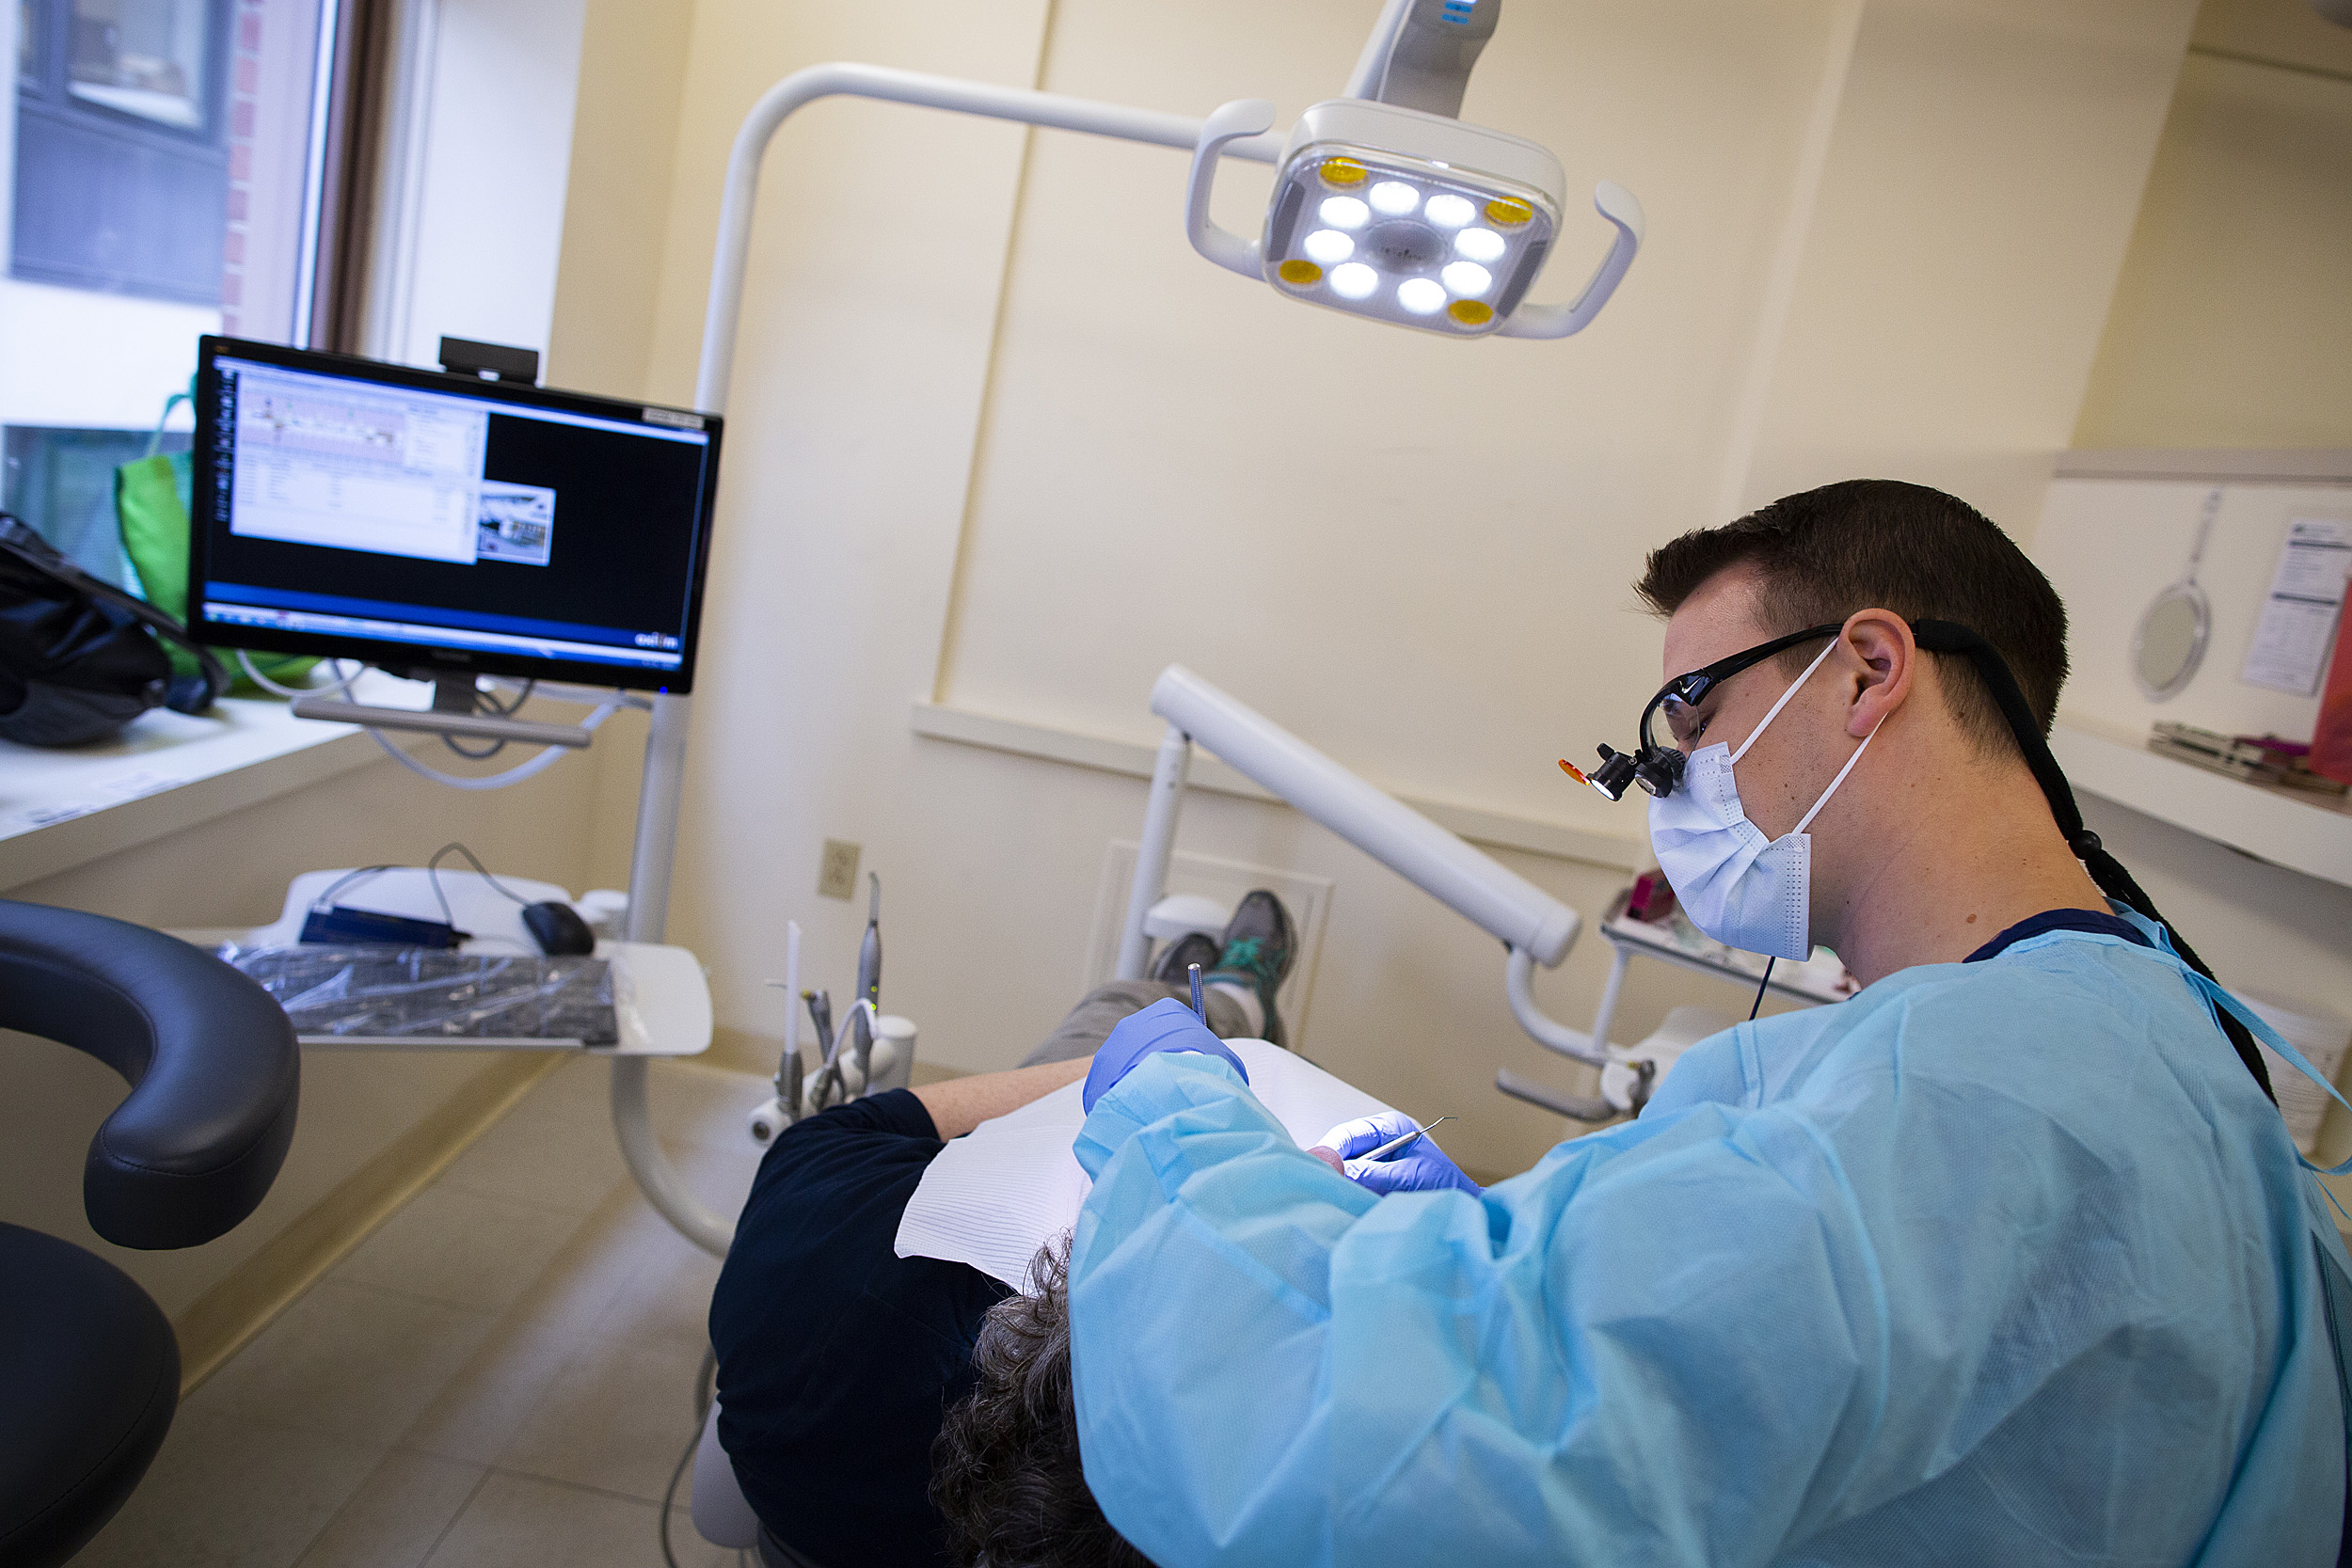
(230, 365, 554, 568)
(199, 356, 715, 674)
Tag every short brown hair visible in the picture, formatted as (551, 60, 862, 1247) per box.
(1635, 480, 2067, 757)
(930, 1240, 1153, 1568)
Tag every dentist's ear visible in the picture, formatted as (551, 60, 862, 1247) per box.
(1838, 610, 1916, 739)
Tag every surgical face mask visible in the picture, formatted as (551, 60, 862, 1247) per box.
(1645, 640, 1879, 961)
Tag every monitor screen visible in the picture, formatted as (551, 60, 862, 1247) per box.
(189, 336, 723, 692)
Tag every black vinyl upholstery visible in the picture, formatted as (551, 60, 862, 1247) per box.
(0, 1226, 179, 1568)
(0, 898, 301, 1568)
(0, 899, 299, 1249)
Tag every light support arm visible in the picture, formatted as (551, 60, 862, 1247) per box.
(620, 64, 1285, 1259)
(694, 63, 1283, 412)
(1148, 666, 1580, 965)
(1343, 0, 1501, 119)
(1497, 180, 1645, 340)
(1504, 943, 1607, 1067)
(1185, 99, 1278, 278)
(1116, 724, 1196, 980)
(1134, 667, 1601, 1064)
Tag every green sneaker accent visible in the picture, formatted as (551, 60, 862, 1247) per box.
(1209, 890, 1295, 1046)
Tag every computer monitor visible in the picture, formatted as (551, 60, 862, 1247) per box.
(189, 336, 723, 693)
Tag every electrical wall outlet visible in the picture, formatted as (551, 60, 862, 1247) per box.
(817, 839, 862, 900)
(1085, 844, 1333, 1045)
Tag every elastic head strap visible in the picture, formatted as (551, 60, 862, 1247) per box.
(1907, 618, 2275, 1101)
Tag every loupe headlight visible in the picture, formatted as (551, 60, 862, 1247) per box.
(1564, 666, 1689, 799)
(1565, 624, 1847, 805)
(1562, 740, 1683, 800)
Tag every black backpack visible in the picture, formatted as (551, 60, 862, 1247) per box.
(0, 513, 227, 746)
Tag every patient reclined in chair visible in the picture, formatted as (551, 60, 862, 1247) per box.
(708, 895, 1298, 1568)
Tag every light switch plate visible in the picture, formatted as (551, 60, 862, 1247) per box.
(817, 839, 862, 901)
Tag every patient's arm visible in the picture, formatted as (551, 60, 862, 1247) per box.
(912, 1055, 1091, 1141)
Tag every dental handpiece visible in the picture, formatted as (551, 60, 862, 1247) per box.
(850, 873, 881, 1079)
(805, 990, 842, 1107)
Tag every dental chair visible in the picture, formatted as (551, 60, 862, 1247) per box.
(0, 899, 299, 1568)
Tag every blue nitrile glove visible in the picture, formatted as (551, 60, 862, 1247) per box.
(1082, 997, 1249, 1112)
(1320, 1110, 1482, 1196)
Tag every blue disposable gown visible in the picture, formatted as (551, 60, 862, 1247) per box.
(1069, 921, 2352, 1566)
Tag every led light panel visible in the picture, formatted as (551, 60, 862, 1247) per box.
(1260, 135, 1560, 337)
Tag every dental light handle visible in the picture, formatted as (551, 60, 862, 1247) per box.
(1344, 0, 1500, 119)
(1496, 181, 1645, 340)
(1149, 665, 1579, 965)
(1186, 99, 1278, 278)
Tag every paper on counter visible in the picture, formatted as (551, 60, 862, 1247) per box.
(893, 1037, 1394, 1290)
(2242, 518, 2352, 696)
(2244, 990, 2352, 1157)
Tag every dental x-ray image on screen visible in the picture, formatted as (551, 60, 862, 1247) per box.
(188, 335, 723, 692)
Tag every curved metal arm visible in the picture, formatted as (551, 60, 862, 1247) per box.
(1495, 1066, 1618, 1123)
(1185, 99, 1278, 278)
(632, 63, 1289, 1256)
(696, 63, 1282, 410)
(1504, 942, 1608, 1066)
(1497, 180, 1645, 340)
(612, 1056, 733, 1258)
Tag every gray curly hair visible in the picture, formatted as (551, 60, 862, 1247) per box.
(930, 1239, 1154, 1568)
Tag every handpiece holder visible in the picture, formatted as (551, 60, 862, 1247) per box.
(291, 673, 595, 749)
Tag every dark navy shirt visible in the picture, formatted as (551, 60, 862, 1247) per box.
(1964, 908, 2152, 964)
(709, 1089, 1010, 1568)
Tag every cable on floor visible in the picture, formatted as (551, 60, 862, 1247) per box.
(660, 1343, 720, 1568)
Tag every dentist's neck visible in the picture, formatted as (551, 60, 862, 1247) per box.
(1812, 740, 2107, 989)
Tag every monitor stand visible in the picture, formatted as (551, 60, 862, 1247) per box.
(290, 671, 595, 749)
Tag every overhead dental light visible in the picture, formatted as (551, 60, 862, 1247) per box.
(1186, 0, 1644, 339)
(613, 7, 1651, 1258)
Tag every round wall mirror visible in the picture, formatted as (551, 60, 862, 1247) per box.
(2133, 581, 2210, 702)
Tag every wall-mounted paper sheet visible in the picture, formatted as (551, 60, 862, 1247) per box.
(2242, 517, 2352, 696)
(893, 1038, 1394, 1290)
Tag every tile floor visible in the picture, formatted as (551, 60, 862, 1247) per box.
(74, 1054, 776, 1568)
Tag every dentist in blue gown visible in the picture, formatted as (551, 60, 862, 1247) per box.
(1064, 482, 2352, 1567)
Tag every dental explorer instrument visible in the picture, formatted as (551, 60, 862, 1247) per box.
(1347, 1116, 1453, 1171)
(1189, 962, 1206, 1023)
(779, 923, 803, 1118)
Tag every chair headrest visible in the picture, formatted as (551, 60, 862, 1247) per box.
(0, 900, 298, 1249)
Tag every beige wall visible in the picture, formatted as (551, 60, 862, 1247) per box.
(554, 0, 2230, 1179)
(2050, 0, 2352, 1169)
(2074, 0, 2352, 449)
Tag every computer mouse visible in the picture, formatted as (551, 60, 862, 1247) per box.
(522, 900, 597, 957)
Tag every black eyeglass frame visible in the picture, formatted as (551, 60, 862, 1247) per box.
(1575, 622, 1844, 800)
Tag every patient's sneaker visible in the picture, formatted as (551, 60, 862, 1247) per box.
(1151, 931, 1220, 986)
(1205, 890, 1295, 1047)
